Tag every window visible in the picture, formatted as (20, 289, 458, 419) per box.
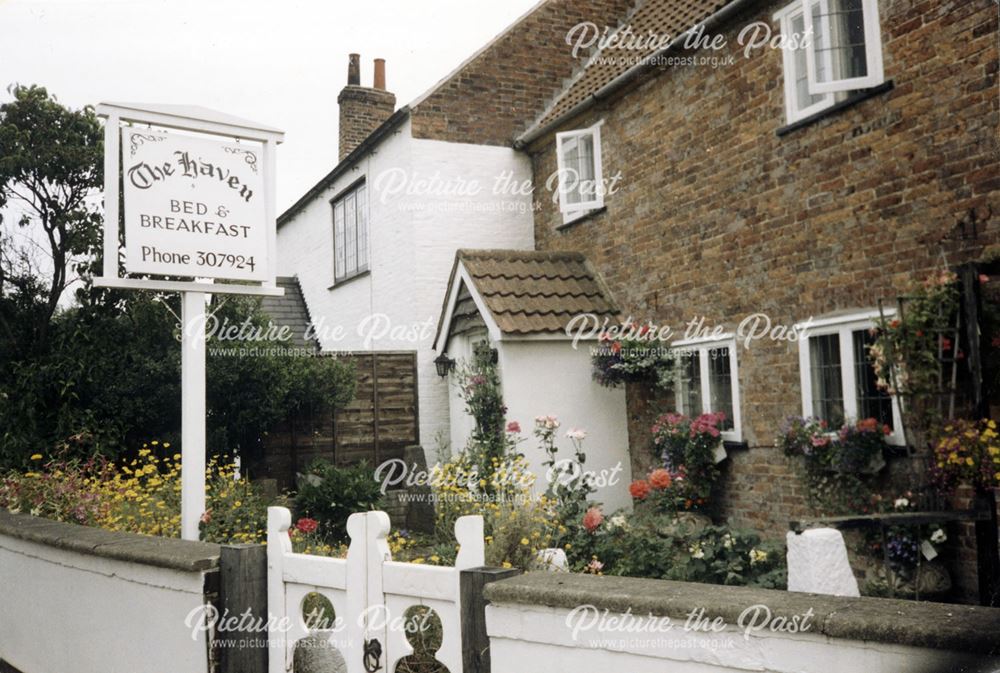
(332, 181, 368, 283)
(775, 0, 884, 124)
(672, 336, 742, 441)
(797, 311, 904, 445)
(555, 122, 604, 224)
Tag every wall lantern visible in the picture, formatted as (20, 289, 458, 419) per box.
(434, 353, 455, 377)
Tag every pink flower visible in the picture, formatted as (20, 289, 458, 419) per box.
(506, 421, 522, 434)
(295, 517, 319, 534)
(566, 428, 587, 441)
(980, 274, 990, 284)
(587, 558, 604, 573)
(649, 468, 672, 490)
(583, 507, 604, 532)
(200, 510, 212, 524)
(629, 480, 651, 500)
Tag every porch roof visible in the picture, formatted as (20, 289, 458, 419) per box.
(434, 249, 620, 350)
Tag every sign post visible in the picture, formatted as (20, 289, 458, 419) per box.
(94, 103, 284, 541)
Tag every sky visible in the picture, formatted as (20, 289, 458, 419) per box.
(0, 0, 541, 210)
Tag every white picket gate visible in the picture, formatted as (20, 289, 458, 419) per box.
(267, 506, 485, 673)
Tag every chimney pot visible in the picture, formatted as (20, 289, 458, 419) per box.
(347, 53, 360, 86)
(373, 58, 386, 90)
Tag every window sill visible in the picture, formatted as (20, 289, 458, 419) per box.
(557, 206, 607, 232)
(776, 80, 895, 137)
(723, 440, 748, 453)
(327, 269, 370, 291)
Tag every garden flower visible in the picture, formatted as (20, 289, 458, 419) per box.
(649, 468, 672, 490)
(295, 517, 319, 534)
(582, 506, 604, 532)
(565, 428, 587, 440)
(930, 528, 947, 544)
(628, 479, 651, 500)
(535, 415, 560, 430)
(506, 421, 521, 434)
(29, 454, 42, 461)
(893, 497, 910, 510)
(749, 548, 768, 566)
(689, 542, 705, 559)
(587, 558, 604, 573)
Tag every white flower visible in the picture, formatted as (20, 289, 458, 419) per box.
(721, 533, 734, 550)
(749, 548, 768, 566)
(30, 507, 41, 517)
(609, 514, 628, 530)
(893, 498, 910, 510)
(688, 543, 705, 559)
(930, 528, 947, 544)
(566, 428, 587, 441)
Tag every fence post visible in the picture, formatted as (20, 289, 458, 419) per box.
(460, 567, 521, 673)
(219, 544, 268, 673)
(267, 506, 292, 673)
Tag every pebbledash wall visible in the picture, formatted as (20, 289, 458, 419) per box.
(0, 510, 221, 673)
(484, 572, 1000, 673)
(277, 116, 535, 458)
(525, 1, 999, 533)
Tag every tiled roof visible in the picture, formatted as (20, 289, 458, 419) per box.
(259, 277, 317, 350)
(523, 0, 733, 137)
(450, 249, 620, 337)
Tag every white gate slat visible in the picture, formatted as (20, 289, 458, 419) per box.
(266, 506, 485, 673)
(283, 553, 347, 588)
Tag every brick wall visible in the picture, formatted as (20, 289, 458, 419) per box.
(410, 0, 636, 145)
(338, 86, 396, 160)
(527, 0, 999, 547)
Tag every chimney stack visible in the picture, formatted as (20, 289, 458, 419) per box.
(347, 53, 360, 86)
(338, 54, 396, 161)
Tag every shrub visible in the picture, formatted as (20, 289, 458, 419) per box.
(294, 459, 383, 543)
(649, 411, 726, 508)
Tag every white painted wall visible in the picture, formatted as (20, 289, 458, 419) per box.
(496, 340, 632, 513)
(0, 534, 212, 673)
(485, 602, 995, 673)
(277, 117, 534, 458)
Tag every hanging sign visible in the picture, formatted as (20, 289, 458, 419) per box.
(122, 127, 268, 281)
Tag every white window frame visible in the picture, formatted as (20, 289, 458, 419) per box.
(331, 180, 368, 284)
(555, 121, 604, 225)
(801, 0, 884, 95)
(796, 310, 905, 446)
(670, 334, 743, 442)
(775, 0, 836, 123)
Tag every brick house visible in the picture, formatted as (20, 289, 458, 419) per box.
(497, 0, 997, 588)
(275, 0, 635, 468)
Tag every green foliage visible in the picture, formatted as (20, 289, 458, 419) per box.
(580, 510, 786, 588)
(455, 343, 507, 472)
(0, 293, 356, 468)
(294, 459, 384, 542)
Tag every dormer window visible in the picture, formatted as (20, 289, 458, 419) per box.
(775, 0, 885, 124)
(555, 121, 604, 225)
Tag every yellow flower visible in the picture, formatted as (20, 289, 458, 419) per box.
(520, 537, 529, 546)
(29, 454, 42, 461)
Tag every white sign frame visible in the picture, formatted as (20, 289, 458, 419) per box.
(94, 102, 285, 297)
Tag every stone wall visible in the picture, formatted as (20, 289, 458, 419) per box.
(484, 572, 1000, 673)
(0, 510, 221, 673)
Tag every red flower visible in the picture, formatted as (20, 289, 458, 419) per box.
(295, 517, 319, 534)
(582, 507, 604, 532)
(506, 421, 522, 434)
(629, 479, 651, 500)
(889, 319, 900, 329)
(941, 336, 953, 351)
(649, 468, 672, 490)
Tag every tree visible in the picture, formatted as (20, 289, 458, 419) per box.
(0, 85, 103, 359)
(0, 86, 357, 467)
